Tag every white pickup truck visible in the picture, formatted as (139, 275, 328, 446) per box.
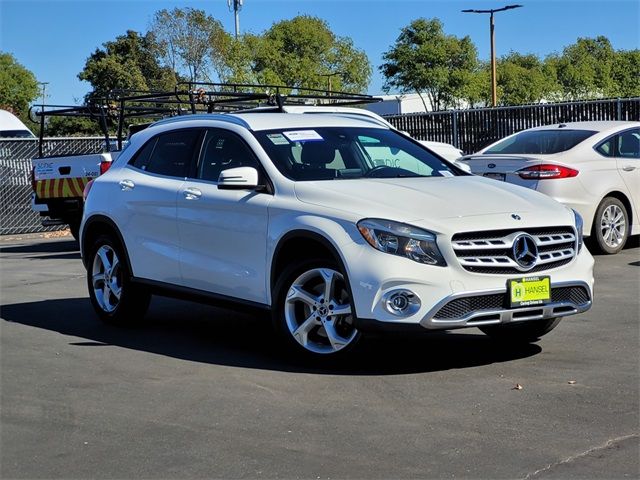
(31, 151, 116, 239)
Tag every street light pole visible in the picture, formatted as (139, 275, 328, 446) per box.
(462, 4, 523, 107)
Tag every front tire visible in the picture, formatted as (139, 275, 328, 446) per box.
(479, 318, 562, 343)
(272, 259, 361, 358)
(591, 197, 629, 254)
(87, 234, 150, 325)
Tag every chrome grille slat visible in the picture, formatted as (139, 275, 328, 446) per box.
(452, 227, 577, 274)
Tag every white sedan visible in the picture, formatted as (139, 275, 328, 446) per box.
(459, 121, 640, 254)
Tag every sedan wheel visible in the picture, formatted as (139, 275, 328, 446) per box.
(277, 262, 360, 356)
(592, 197, 629, 254)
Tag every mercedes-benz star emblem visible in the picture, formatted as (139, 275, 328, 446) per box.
(511, 214, 521, 220)
(513, 233, 538, 269)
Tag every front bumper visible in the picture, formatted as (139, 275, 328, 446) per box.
(342, 240, 594, 331)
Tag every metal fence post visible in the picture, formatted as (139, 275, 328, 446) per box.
(451, 111, 459, 148)
(616, 98, 622, 120)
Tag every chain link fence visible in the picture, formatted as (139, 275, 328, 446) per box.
(0, 138, 104, 235)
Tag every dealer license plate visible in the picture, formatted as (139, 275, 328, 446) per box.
(483, 172, 506, 181)
(508, 276, 551, 308)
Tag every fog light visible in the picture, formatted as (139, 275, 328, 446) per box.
(383, 290, 421, 317)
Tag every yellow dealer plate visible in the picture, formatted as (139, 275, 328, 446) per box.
(508, 276, 551, 308)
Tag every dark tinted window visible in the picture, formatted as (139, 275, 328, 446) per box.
(484, 129, 597, 154)
(595, 137, 615, 157)
(0, 129, 35, 138)
(617, 129, 640, 158)
(145, 130, 201, 177)
(253, 127, 455, 181)
(197, 130, 259, 182)
(129, 137, 157, 170)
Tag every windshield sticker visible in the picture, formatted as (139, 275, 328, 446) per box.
(267, 133, 290, 145)
(439, 170, 454, 177)
(283, 130, 324, 142)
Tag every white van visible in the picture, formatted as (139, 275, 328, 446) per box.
(0, 109, 35, 138)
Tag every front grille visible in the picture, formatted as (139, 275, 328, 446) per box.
(452, 227, 577, 274)
(433, 285, 591, 320)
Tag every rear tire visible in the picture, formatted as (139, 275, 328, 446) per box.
(272, 258, 361, 360)
(479, 318, 562, 343)
(87, 234, 150, 325)
(591, 197, 629, 255)
(68, 220, 80, 242)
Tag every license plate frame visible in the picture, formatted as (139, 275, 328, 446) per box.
(508, 276, 551, 308)
(483, 172, 506, 181)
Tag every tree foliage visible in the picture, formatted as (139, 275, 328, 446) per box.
(380, 19, 478, 111)
(240, 16, 371, 93)
(0, 52, 39, 117)
(150, 8, 230, 83)
(78, 30, 177, 100)
(495, 53, 558, 105)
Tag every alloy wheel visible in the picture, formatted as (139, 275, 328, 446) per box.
(600, 204, 626, 249)
(284, 267, 357, 354)
(91, 245, 122, 313)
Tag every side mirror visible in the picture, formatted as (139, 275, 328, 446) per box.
(218, 166, 260, 190)
(454, 160, 472, 173)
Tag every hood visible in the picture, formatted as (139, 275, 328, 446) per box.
(294, 176, 575, 234)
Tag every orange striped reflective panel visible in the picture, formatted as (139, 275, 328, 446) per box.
(34, 177, 91, 199)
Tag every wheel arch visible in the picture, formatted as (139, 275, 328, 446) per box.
(597, 191, 634, 230)
(270, 229, 350, 302)
(81, 215, 133, 274)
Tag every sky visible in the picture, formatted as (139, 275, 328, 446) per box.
(1, 0, 639, 105)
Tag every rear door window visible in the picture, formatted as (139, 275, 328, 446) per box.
(617, 129, 640, 158)
(132, 129, 202, 177)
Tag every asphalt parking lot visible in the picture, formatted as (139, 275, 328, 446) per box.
(1, 234, 638, 479)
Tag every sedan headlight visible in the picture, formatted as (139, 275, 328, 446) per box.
(572, 209, 584, 253)
(357, 218, 446, 266)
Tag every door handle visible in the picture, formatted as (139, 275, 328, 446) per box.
(119, 179, 135, 190)
(183, 187, 202, 200)
(622, 165, 636, 172)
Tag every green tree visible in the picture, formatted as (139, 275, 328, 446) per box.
(495, 52, 558, 105)
(550, 36, 616, 100)
(151, 7, 229, 83)
(245, 16, 371, 93)
(0, 52, 39, 117)
(78, 30, 177, 100)
(610, 49, 640, 97)
(380, 18, 478, 111)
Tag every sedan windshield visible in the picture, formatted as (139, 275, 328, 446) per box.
(484, 129, 597, 155)
(253, 127, 458, 181)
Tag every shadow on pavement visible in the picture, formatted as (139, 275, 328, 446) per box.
(0, 239, 78, 254)
(1, 295, 541, 376)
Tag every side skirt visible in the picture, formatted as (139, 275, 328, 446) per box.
(130, 277, 271, 317)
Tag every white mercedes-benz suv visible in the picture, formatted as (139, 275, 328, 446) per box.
(81, 112, 594, 358)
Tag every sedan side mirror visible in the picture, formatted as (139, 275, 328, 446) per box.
(218, 166, 260, 190)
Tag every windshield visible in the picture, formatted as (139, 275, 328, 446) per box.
(253, 127, 457, 181)
(484, 129, 597, 155)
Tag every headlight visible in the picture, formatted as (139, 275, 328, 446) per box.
(357, 218, 447, 266)
(572, 209, 584, 253)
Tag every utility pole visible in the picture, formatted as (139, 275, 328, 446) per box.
(38, 82, 49, 109)
(462, 4, 523, 107)
(227, 0, 244, 39)
(319, 72, 344, 96)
